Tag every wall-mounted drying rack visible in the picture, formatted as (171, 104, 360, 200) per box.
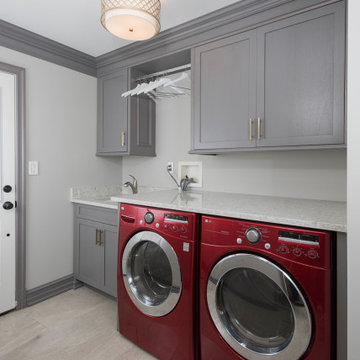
(122, 63, 191, 102)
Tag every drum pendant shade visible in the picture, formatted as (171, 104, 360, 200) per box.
(101, 0, 161, 41)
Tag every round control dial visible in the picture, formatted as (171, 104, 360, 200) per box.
(144, 211, 155, 224)
(245, 228, 262, 244)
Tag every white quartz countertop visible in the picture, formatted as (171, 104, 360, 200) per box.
(70, 185, 122, 210)
(111, 189, 346, 232)
(70, 185, 164, 211)
(71, 198, 118, 210)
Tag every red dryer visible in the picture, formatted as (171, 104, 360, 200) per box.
(118, 204, 198, 360)
(199, 216, 334, 360)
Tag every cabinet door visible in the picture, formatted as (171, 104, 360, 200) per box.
(100, 225, 118, 297)
(75, 219, 103, 288)
(129, 95, 156, 156)
(192, 30, 257, 151)
(256, 2, 345, 147)
(129, 69, 156, 156)
(97, 68, 128, 154)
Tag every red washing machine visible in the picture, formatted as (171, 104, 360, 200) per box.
(199, 216, 334, 360)
(118, 204, 199, 360)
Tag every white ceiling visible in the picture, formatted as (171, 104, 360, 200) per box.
(0, 0, 241, 57)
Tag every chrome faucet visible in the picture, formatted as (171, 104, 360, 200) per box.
(123, 174, 138, 194)
(180, 176, 196, 191)
(167, 166, 195, 192)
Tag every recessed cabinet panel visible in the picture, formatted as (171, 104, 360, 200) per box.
(193, 30, 257, 150)
(97, 68, 156, 156)
(129, 93, 156, 156)
(98, 69, 128, 153)
(257, 2, 345, 147)
(191, 2, 345, 153)
(77, 219, 103, 288)
(74, 205, 118, 298)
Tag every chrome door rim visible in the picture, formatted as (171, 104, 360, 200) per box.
(122, 231, 182, 317)
(207, 253, 312, 360)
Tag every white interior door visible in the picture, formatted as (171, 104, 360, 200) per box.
(0, 71, 16, 314)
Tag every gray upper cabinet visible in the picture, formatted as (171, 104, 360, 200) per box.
(257, 2, 345, 147)
(98, 69, 128, 154)
(192, 30, 257, 150)
(97, 68, 156, 156)
(191, 1, 345, 153)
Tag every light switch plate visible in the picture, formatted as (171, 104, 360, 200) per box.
(28, 161, 39, 176)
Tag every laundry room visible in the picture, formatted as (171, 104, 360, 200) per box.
(0, 0, 357, 360)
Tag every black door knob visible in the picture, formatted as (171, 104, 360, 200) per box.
(3, 185, 12, 193)
(3, 202, 14, 210)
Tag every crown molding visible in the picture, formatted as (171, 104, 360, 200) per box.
(0, 19, 97, 77)
(0, 0, 337, 77)
(96, 0, 336, 75)
(96, 0, 288, 68)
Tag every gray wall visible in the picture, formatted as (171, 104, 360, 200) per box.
(0, 46, 123, 290)
(123, 88, 346, 202)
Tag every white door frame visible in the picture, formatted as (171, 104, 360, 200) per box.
(0, 61, 26, 309)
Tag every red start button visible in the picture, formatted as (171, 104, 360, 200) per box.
(172, 225, 178, 232)
(164, 224, 169, 230)
(307, 249, 318, 259)
(293, 248, 302, 257)
(180, 226, 187, 233)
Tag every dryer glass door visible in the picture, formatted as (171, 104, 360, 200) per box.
(207, 253, 312, 360)
(122, 231, 182, 317)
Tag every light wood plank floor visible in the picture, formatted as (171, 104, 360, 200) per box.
(0, 287, 157, 360)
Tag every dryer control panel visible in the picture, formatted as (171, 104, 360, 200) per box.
(120, 203, 197, 241)
(202, 216, 332, 269)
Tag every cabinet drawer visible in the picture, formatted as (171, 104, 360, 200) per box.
(75, 204, 118, 226)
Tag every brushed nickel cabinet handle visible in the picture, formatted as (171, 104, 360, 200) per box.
(121, 131, 125, 147)
(249, 118, 253, 140)
(95, 229, 100, 246)
(257, 117, 261, 140)
(99, 230, 104, 246)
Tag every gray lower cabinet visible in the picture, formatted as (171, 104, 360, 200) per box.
(97, 68, 156, 156)
(74, 205, 118, 297)
(191, 1, 345, 153)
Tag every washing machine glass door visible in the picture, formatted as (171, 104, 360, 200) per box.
(207, 253, 312, 360)
(122, 231, 182, 317)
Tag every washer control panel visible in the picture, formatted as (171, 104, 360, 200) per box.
(202, 216, 331, 269)
(120, 204, 195, 241)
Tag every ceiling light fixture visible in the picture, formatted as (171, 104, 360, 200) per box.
(101, 0, 161, 41)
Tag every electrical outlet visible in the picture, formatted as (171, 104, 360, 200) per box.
(167, 162, 174, 174)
